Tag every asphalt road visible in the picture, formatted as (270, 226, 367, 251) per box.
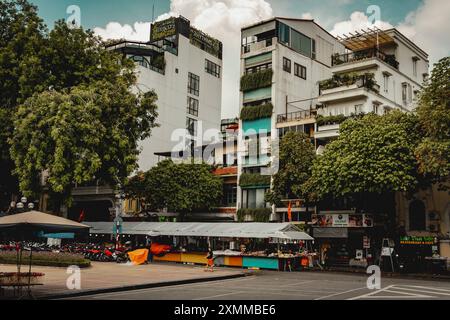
(65, 270, 450, 300)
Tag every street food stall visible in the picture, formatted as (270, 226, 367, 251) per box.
(86, 222, 315, 271)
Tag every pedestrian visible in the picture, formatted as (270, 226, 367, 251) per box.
(205, 248, 214, 272)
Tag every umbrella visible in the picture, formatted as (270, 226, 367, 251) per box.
(0, 211, 89, 298)
(0, 210, 89, 233)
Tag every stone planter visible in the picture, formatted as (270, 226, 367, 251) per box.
(0, 272, 45, 285)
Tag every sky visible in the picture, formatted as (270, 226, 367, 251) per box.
(30, 0, 450, 118)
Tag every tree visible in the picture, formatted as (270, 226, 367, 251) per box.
(414, 57, 450, 184)
(266, 132, 316, 207)
(9, 80, 159, 206)
(307, 111, 421, 226)
(0, 0, 47, 206)
(126, 160, 223, 221)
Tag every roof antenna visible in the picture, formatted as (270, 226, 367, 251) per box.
(152, 1, 155, 23)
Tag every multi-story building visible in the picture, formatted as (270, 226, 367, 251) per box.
(315, 27, 429, 144)
(237, 17, 344, 222)
(66, 16, 223, 221)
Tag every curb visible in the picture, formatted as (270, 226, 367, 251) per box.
(40, 272, 249, 300)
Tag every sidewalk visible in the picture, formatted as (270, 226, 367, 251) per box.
(0, 262, 247, 299)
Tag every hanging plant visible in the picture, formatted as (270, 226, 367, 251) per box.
(240, 103, 273, 121)
(240, 69, 273, 92)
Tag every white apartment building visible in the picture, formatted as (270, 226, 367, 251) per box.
(237, 18, 345, 222)
(67, 16, 223, 222)
(315, 28, 429, 142)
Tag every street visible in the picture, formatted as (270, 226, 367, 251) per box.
(64, 270, 450, 300)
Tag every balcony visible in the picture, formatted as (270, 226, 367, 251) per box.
(241, 37, 276, 55)
(277, 109, 316, 124)
(332, 48, 399, 69)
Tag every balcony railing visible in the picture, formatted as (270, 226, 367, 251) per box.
(242, 37, 276, 54)
(277, 109, 316, 124)
(319, 73, 379, 94)
(332, 48, 399, 69)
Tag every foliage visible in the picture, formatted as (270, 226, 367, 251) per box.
(316, 114, 348, 126)
(265, 132, 316, 206)
(414, 57, 450, 182)
(9, 81, 159, 204)
(0, 251, 90, 268)
(308, 111, 421, 199)
(240, 103, 273, 121)
(151, 54, 166, 71)
(237, 208, 272, 222)
(240, 69, 273, 92)
(0, 1, 150, 206)
(239, 173, 271, 188)
(319, 72, 377, 92)
(126, 160, 223, 218)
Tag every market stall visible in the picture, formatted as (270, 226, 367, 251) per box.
(86, 222, 314, 271)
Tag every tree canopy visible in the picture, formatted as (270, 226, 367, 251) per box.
(414, 57, 450, 183)
(308, 111, 421, 200)
(125, 160, 223, 219)
(266, 131, 316, 206)
(1, 0, 159, 207)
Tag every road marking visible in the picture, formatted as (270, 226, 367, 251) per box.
(348, 284, 450, 300)
(194, 291, 244, 300)
(315, 286, 368, 300)
(393, 286, 450, 296)
(401, 285, 450, 293)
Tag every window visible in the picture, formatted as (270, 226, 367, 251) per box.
(188, 72, 200, 96)
(373, 103, 379, 114)
(186, 117, 197, 136)
(354, 104, 363, 114)
(205, 59, 221, 78)
(283, 57, 291, 73)
(402, 83, 408, 104)
(312, 39, 316, 60)
(278, 22, 290, 45)
(187, 97, 199, 117)
(294, 63, 307, 79)
(223, 185, 237, 207)
(383, 74, 390, 93)
(291, 28, 312, 57)
(412, 58, 418, 77)
(245, 62, 272, 74)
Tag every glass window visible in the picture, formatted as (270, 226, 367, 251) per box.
(283, 57, 291, 73)
(383, 74, 389, 93)
(312, 39, 316, 60)
(187, 97, 199, 117)
(186, 117, 197, 136)
(412, 59, 417, 77)
(223, 185, 237, 207)
(402, 83, 407, 103)
(354, 104, 363, 114)
(188, 72, 200, 96)
(294, 63, 307, 79)
(205, 59, 221, 78)
(278, 22, 290, 45)
(291, 29, 312, 57)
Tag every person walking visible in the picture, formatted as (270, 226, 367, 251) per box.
(205, 248, 214, 272)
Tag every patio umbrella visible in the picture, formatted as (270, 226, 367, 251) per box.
(0, 211, 89, 298)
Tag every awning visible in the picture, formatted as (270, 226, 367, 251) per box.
(87, 222, 314, 240)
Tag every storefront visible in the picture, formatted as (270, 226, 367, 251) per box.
(311, 211, 380, 268)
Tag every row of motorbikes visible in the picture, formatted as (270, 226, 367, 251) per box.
(0, 241, 133, 263)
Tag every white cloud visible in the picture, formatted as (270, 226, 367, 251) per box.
(397, 0, 450, 66)
(301, 12, 313, 20)
(94, 0, 273, 119)
(94, 21, 151, 42)
(330, 11, 393, 37)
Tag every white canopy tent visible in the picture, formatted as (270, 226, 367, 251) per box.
(86, 222, 313, 241)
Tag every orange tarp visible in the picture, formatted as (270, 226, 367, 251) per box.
(150, 243, 171, 255)
(127, 249, 149, 265)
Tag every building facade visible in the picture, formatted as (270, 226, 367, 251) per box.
(237, 18, 344, 222)
(67, 16, 223, 222)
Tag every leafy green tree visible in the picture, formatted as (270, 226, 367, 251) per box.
(9, 81, 159, 206)
(414, 57, 450, 183)
(126, 160, 223, 221)
(0, 0, 47, 204)
(266, 132, 316, 207)
(308, 110, 421, 198)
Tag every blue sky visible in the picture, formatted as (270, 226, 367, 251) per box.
(31, 0, 422, 31)
(29, 0, 448, 118)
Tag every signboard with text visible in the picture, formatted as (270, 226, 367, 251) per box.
(312, 214, 373, 227)
(151, 17, 177, 42)
(399, 236, 436, 245)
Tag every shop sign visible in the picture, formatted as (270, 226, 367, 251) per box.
(399, 236, 436, 245)
(151, 17, 177, 42)
(313, 214, 374, 228)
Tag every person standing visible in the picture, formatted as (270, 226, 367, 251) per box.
(205, 248, 214, 272)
